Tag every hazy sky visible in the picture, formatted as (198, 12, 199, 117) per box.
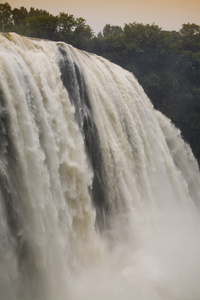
(7, 0, 200, 34)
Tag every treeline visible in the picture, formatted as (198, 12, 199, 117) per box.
(0, 2, 93, 49)
(1, 2, 200, 166)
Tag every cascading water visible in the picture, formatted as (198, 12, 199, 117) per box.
(0, 32, 199, 300)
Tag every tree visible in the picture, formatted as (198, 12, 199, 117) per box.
(102, 24, 123, 37)
(179, 23, 200, 52)
(73, 17, 93, 49)
(23, 14, 58, 40)
(28, 7, 49, 17)
(180, 23, 200, 37)
(12, 7, 28, 26)
(56, 12, 76, 43)
(56, 13, 93, 49)
(123, 22, 162, 54)
(90, 24, 125, 64)
(0, 2, 12, 31)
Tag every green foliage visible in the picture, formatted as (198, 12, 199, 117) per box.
(72, 17, 93, 50)
(12, 7, 28, 26)
(56, 12, 76, 41)
(22, 14, 58, 39)
(28, 7, 49, 17)
(0, 2, 12, 30)
(180, 23, 200, 52)
(124, 22, 162, 51)
(0, 2, 93, 49)
(92, 24, 125, 65)
(56, 13, 93, 48)
(102, 24, 123, 37)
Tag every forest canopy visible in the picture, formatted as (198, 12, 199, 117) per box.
(0, 2, 200, 166)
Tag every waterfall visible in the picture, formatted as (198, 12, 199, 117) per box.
(0, 32, 199, 300)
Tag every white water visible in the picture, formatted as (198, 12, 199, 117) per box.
(0, 32, 199, 300)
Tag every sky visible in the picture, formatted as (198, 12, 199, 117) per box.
(7, 0, 200, 34)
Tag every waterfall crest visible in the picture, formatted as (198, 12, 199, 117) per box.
(0, 32, 200, 300)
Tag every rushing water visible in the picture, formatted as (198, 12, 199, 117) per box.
(0, 32, 200, 300)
